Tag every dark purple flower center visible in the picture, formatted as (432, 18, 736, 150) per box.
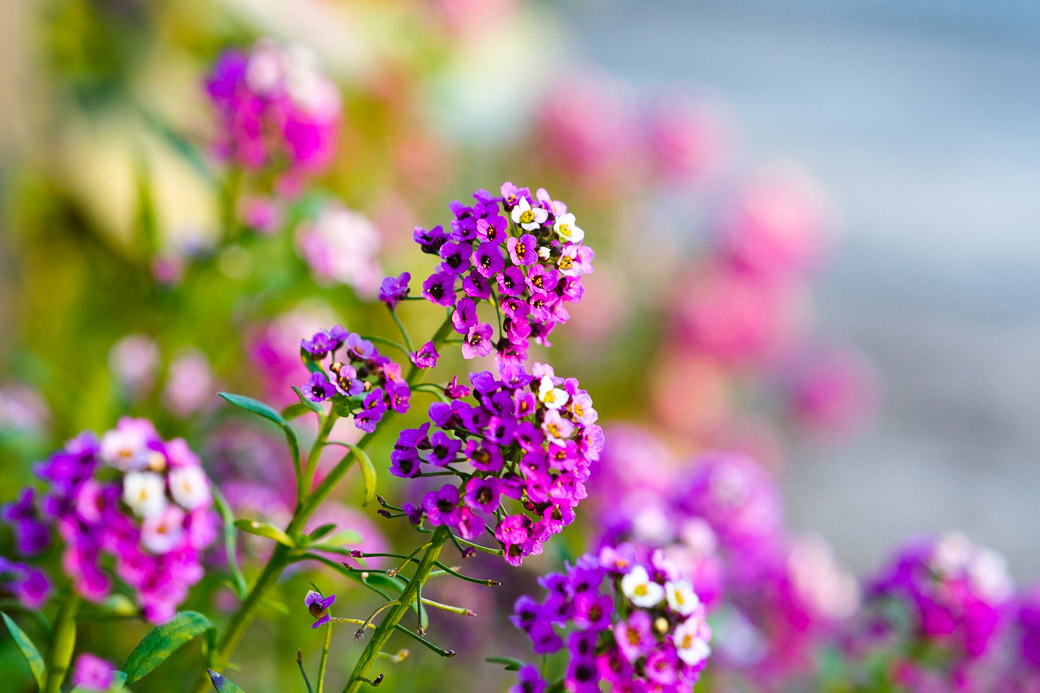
(476, 486, 493, 505)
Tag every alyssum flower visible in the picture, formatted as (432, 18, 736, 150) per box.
(412, 183, 595, 366)
(390, 361, 604, 566)
(507, 546, 712, 692)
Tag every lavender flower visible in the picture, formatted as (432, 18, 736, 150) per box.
(379, 272, 411, 308)
(305, 590, 337, 628)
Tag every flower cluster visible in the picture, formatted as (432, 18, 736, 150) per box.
(295, 201, 382, 295)
(0, 556, 50, 609)
(72, 653, 116, 692)
(412, 183, 594, 364)
(390, 362, 603, 566)
(300, 326, 411, 432)
(3, 419, 218, 622)
(205, 39, 340, 192)
(510, 547, 712, 692)
(865, 533, 1013, 662)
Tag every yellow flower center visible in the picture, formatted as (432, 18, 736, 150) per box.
(519, 210, 535, 224)
(558, 255, 573, 270)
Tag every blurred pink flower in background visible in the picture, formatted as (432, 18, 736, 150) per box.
(784, 342, 878, 439)
(294, 202, 382, 295)
(163, 349, 217, 418)
(644, 93, 730, 185)
(249, 304, 339, 406)
(239, 195, 284, 235)
(109, 334, 161, 399)
(714, 166, 831, 283)
(0, 383, 50, 434)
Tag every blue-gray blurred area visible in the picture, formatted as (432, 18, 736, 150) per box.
(562, 0, 1040, 579)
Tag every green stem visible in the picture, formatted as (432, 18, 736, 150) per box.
(192, 319, 454, 693)
(341, 526, 452, 693)
(316, 613, 332, 693)
(43, 593, 80, 693)
(302, 413, 338, 498)
(388, 308, 415, 353)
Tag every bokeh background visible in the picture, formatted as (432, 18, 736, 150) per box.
(1, 0, 1039, 690)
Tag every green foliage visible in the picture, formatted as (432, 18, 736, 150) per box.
(1, 611, 46, 688)
(234, 518, 296, 548)
(122, 611, 215, 685)
(208, 669, 247, 693)
(485, 656, 525, 672)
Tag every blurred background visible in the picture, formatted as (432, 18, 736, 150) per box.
(1, 0, 1039, 690)
(562, 0, 1040, 579)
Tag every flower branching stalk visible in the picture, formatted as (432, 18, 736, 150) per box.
(341, 526, 452, 693)
(192, 319, 451, 693)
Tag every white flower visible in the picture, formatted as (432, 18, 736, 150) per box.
(246, 42, 286, 95)
(510, 197, 548, 231)
(538, 376, 569, 410)
(141, 505, 186, 555)
(169, 466, 211, 511)
(620, 565, 665, 608)
(665, 579, 701, 616)
(123, 472, 167, 518)
(674, 613, 712, 666)
(100, 427, 151, 471)
(554, 213, 585, 244)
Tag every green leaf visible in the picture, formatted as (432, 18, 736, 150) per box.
(306, 523, 338, 541)
(208, 669, 246, 692)
(344, 442, 377, 506)
(234, 519, 295, 547)
(485, 656, 526, 672)
(220, 392, 302, 489)
(211, 486, 247, 598)
(280, 402, 313, 421)
(300, 348, 324, 374)
(219, 392, 290, 428)
(122, 611, 214, 685)
(1, 611, 45, 687)
(308, 529, 363, 551)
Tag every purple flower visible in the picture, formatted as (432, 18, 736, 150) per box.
(496, 266, 526, 297)
(301, 326, 346, 358)
(439, 241, 470, 275)
(511, 664, 546, 693)
(477, 216, 507, 245)
(305, 590, 337, 628)
(462, 323, 494, 360)
(423, 484, 461, 527)
(409, 342, 439, 369)
(2, 489, 50, 556)
(386, 380, 411, 414)
(452, 298, 479, 334)
(422, 272, 456, 307)
(462, 270, 492, 300)
(72, 653, 115, 691)
(426, 431, 462, 467)
(464, 477, 502, 514)
(445, 376, 470, 399)
(344, 333, 376, 361)
(413, 225, 447, 254)
(506, 234, 539, 266)
(330, 363, 364, 397)
(378, 272, 411, 308)
(472, 242, 505, 278)
(305, 372, 337, 402)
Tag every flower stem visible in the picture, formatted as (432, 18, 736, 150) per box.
(340, 526, 452, 693)
(192, 318, 454, 693)
(316, 613, 333, 693)
(43, 593, 79, 693)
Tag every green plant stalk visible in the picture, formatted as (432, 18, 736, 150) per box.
(316, 613, 333, 693)
(341, 526, 451, 693)
(43, 593, 80, 693)
(192, 318, 453, 693)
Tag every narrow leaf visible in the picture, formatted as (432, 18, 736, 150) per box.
(485, 656, 526, 671)
(1, 611, 45, 687)
(234, 519, 295, 548)
(306, 523, 337, 542)
(280, 402, 313, 421)
(219, 392, 302, 488)
(208, 669, 246, 692)
(211, 486, 247, 598)
(122, 611, 214, 684)
(344, 443, 377, 506)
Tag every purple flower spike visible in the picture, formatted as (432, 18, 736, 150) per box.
(409, 342, 439, 369)
(462, 323, 494, 360)
(305, 372, 337, 402)
(378, 271, 411, 308)
(507, 234, 539, 266)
